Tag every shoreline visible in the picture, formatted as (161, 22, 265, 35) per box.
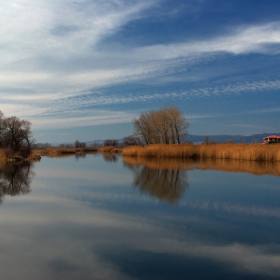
(1, 143, 280, 164)
(122, 143, 280, 162)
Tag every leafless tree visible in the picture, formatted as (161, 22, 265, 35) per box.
(133, 112, 154, 145)
(123, 135, 144, 146)
(0, 112, 4, 148)
(90, 141, 102, 148)
(103, 139, 119, 147)
(4, 117, 32, 151)
(133, 106, 189, 145)
(0, 112, 33, 155)
(75, 140, 86, 148)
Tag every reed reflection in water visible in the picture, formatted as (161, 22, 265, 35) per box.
(102, 153, 118, 163)
(123, 156, 280, 177)
(194, 158, 280, 177)
(123, 157, 189, 204)
(0, 163, 34, 204)
(123, 156, 280, 204)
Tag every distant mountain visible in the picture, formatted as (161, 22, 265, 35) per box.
(49, 133, 279, 147)
(85, 140, 104, 146)
(186, 133, 280, 144)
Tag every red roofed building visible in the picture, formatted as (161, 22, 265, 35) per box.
(263, 135, 280, 144)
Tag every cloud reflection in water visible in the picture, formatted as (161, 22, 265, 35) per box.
(0, 155, 280, 279)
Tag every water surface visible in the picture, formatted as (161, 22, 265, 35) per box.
(0, 155, 280, 280)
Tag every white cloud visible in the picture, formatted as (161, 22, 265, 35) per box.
(1, 0, 280, 101)
(2, 187, 280, 279)
(30, 110, 136, 129)
(1, 0, 280, 131)
(232, 124, 276, 130)
(134, 22, 280, 60)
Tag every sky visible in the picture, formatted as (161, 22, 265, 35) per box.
(1, 0, 280, 143)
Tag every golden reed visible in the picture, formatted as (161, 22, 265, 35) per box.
(122, 144, 280, 162)
(98, 146, 122, 153)
(123, 156, 280, 177)
(35, 147, 98, 157)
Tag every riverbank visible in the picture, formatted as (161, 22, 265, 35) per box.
(2, 143, 279, 163)
(34, 147, 99, 157)
(122, 144, 280, 161)
(0, 149, 41, 163)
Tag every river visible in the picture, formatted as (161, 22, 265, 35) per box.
(0, 154, 280, 280)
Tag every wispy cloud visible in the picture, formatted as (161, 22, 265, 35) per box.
(30, 110, 136, 129)
(232, 124, 276, 130)
(135, 22, 280, 60)
(1, 1, 280, 103)
(43, 79, 280, 110)
(1, 0, 280, 136)
(3, 78, 279, 129)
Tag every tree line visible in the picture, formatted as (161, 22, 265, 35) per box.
(0, 111, 33, 156)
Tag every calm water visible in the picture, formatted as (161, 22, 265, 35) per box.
(1, 154, 280, 280)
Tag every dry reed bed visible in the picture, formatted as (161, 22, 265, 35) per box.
(98, 146, 122, 153)
(122, 144, 280, 162)
(42, 147, 98, 157)
(123, 156, 280, 177)
(0, 150, 6, 164)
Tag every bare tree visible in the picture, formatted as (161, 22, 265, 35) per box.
(90, 141, 102, 148)
(0, 111, 5, 148)
(0, 112, 33, 156)
(225, 139, 234, 144)
(75, 140, 86, 148)
(168, 106, 189, 144)
(103, 139, 119, 147)
(133, 112, 154, 145)
(133, 106, 189, 145)
(4, 117, 32, 152)
(123, 135, 144, 146)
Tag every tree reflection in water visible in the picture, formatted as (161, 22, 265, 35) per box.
(123, 156, 280, 205)
(102, 153, 118, 163)
(124, 158, 189, 205)
(75, 153, 86, 160)
(0, 163, 34, 204)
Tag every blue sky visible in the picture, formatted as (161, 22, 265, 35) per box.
(1, 0, 280, 143)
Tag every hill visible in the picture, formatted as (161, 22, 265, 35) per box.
(186, 133, 280, 144)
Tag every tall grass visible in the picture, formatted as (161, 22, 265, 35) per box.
(39, 147, 98, 157)
(122, 144, 280, 162)
(98, 146, 122, 153)
(0, 148, 41, 163)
